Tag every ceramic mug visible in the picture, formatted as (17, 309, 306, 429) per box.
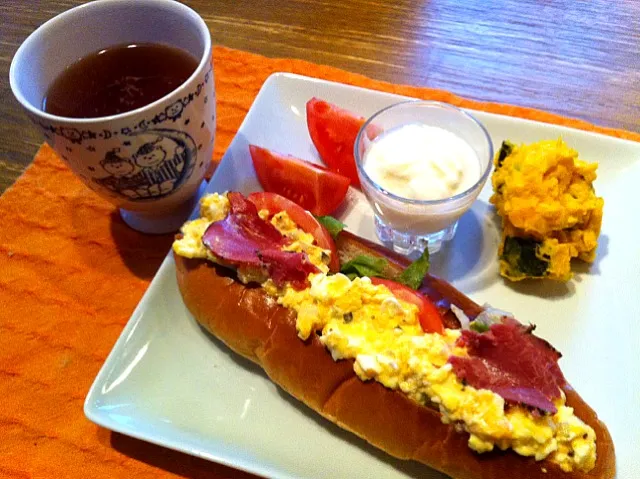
(9, 0, 215, 234)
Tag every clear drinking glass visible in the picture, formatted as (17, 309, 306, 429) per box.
(354, 100, 493, 255)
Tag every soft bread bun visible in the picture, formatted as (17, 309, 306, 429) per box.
(174, 232, 615, 479)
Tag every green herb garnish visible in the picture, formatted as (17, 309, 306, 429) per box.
(316, 215, 345, 239)
(397, 248, 430, 290)
(469, 321, 490, 333)
(340, 254, 388, 280)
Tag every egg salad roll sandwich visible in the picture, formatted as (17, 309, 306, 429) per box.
(173, 191, 615, 479)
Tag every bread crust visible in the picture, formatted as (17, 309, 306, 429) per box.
(174, 233, 615, 479)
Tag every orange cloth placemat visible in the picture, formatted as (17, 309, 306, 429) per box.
(1, 46, 638, 479)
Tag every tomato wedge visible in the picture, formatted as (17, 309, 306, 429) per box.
(370, 278, 444, 334)
(306, 98, 379, 188)
(249, 145, 350, 216)
(247, 192, 340, 272)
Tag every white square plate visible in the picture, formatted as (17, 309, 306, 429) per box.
(85, 73, 639, 479)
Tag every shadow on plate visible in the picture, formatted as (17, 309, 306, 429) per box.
(502, 275, 575, 299)
(272, 387, 450, 479)
(197, 323, 267, 375)
(428, 200, 500, 295)
(572, 233, 609, 278)
(197, 324, 450, 479)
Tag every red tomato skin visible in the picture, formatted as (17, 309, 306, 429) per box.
(370, 278, 445, 334)
(249, 145, 350, 216)
(306, 98, 368, 188)
(247, 192, 340, 272)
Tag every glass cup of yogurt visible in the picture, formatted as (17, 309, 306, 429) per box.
(355, 100, 493, 255)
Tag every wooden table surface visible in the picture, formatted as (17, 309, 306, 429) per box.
(1, 0, 639, 194)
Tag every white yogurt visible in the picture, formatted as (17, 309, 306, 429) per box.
(363, 123, 480, 201)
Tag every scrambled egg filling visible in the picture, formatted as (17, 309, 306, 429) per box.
(261, 209, 329, 274)
(173, 193, 231, 261)
(172, 193, 596, 473)
(490, 138, 604, 281)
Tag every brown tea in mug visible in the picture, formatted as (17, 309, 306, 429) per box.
(43, 43, 199, 118)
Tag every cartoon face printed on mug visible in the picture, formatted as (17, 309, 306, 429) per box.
(60, 127, 82, 143)
(134, 138, 167, 169)
(165, 100, 184, 120)
(100, 149, 136, 177)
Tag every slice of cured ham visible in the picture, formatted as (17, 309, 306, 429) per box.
(449, 318, 566, 413)
(258, 249, 321, 290)
(203, 192, 319, 289)
(203, 192, 286, 265)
